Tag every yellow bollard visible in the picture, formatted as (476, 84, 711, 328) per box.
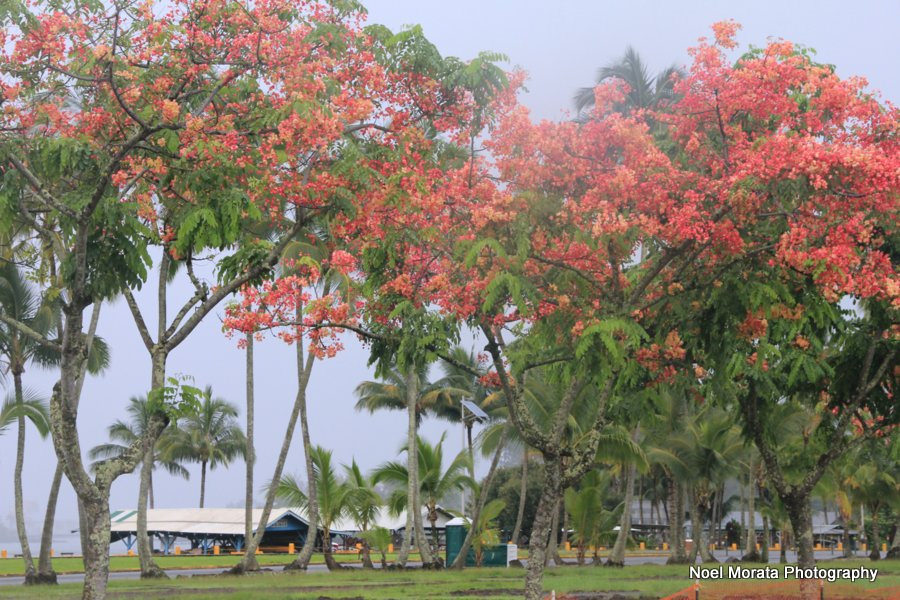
(815, 543, 822, 550)
(730, 543, 737, 551)
(862, 543, 867, 552)
(565, 541, 570, 551)
(288, 542, 295, 554)
(837, 542, 843, 551)
(882, 543, 887, 552)
(388, 543, 394, 553)
(50, 549, 54, 557)
(1, 550, 6, 559)
(213, 545, 219, 556)
(756, 543, 760, 551)
(255, 548, 262, 555)
(174, 546, 181, 555)
(639, 542, 645, 550)
(774, 543, 781, 551)
(127, 550, 134, 557)
(662, 543, 668, 551)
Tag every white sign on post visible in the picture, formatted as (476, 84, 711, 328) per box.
(506, 543, 518, 566)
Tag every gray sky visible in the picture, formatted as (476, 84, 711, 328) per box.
(2, 0, 897, 550)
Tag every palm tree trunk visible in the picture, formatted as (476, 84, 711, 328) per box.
(232, 343, 316, 573)
(511, 453, 528, 545)
(412, 486, 435, 566)
(868, 508, 881, 561)
(149, 473, 154, 510)
(841, 510, 852, 558)
(37, 301, 101, 585)
(136, 447, 162, 576)
(243, 332, 257, 570)
(199, 461, 207, 508)
(36, 463, 63, 583)
(13, 369, 37, 582)
(137, 348, 167, 579)
(451, 423, 509, 569)
(761, 514, 770, 563)
(322, 528, 341, 571)
(743, 458, 759, 561)
(360, 528, 374, 569)
(607, 464, 635, 566)
(666, 478, 688, 563)
(396, 366, 419, 568)
(289, 311, 319, 571)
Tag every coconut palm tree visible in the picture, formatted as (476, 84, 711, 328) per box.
(354, 364, 466, 427)
(342, 460, 382, 568)
(166, 386, 245, 508)
(573, 46, 681, 116)
(564, 470, 621, 565)
(649, 406, 744, 564)
(374, 434, 475, 557)
(0, 263, 108, 583)
(0, 389, 49, 437)
(468, 498, 506, 567)
(274, 446, 349, 571)
(89, 396, 190, 508)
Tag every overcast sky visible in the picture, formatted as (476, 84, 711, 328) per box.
(2, 0, 898, 550)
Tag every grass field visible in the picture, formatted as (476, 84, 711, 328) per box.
(0, 560, 896, 599)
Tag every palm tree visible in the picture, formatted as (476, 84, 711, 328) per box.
(374, 434, 475, 557)
(649, 406, 743, 564)
(343, 460, 382, 569)
(354, 364, 465, 427)
(573, 46, 681, 116)
(89, 396, 190, 508)
(274, 446, 349, 571)
(166, 386, 245, 507)
(564, 470, 621, 565)
(468, 498, 506, 567)
(0, 263, 107, 583)
(0, 389, 49, 437)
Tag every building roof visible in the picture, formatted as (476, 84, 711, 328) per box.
(109, 506, 454, 538)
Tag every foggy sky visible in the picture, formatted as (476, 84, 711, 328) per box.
(2, 0, 897, 548)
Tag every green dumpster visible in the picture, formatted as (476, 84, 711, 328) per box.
(445, 517, 514, 567)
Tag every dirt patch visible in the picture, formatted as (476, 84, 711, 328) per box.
(552, 593, 655, 600)
(449, 589, 522, 597)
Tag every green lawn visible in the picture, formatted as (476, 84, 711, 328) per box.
(0, 560, 895, 599)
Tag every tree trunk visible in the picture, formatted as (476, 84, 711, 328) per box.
(35, 463, 64, 583)
(13, 369, 37, 583)
(694, 491, 716, 564)
(638, 476, 644, 528)
(607, 464, 635, 566)
(360, 531, 374, 569)
(666, 479, 689, 564)
(545, 497, 561, 566)
(199, 461, 207, 508)
(451, 424, 509, 569)
(322, 528, 341, 571)
(511, 454, 528, 545)
(37, 302, 102, 585)
(80, 496, 113, 600)
(785, 493, 815, 569)
(137, 349, 167, 579)
(396, 366, 419, 568)
(840, 510, 852, 558)
(886, 519, 900, 560)
(743, 457, 760, 562)
(761, 515, 770, 563)
(868, 508, 881, 561)
(136, 446, 164, 577)
(524, 459, 562, 600)
(780, 528, 787, 563)
(412, 486, 435, 566)
(243, 332, 257, 570)
(232, 344, 315, 573)
(287, 317, 319, 571)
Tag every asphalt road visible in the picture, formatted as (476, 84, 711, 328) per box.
(0, 550, 878, 587)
